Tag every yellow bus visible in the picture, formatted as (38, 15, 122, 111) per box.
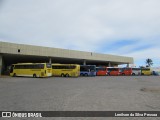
(141, 68, 152, 75)
(10, 63, 52, 77)
(52, 64, 80, 77)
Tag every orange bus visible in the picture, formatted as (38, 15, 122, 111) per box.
(96, 67, 107, 76)
(107, 67, 121, 76)
(120, 68, 132, 76)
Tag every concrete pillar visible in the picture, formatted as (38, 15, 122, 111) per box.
(83, 60, 86, 65)
(108, 62, 111, 67)
(49, 58, 52, 64)
(126, 63, 129, 67)
(0, 55, 2, 75)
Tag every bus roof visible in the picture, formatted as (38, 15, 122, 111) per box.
(52, 64, 79, 66)
(107, 67, 120, 68)
(13, 63, 47, 65)
(80, 65, 96, 66)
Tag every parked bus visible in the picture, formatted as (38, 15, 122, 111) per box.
(107, 67, 120, 76)
(10, 63, 52, 77)
(132, 68, 141, 75)
(141, 68, 152, 75)
(80, 65, 96, 76)
(52, 64, 80, 77)
(96, 67, 107, 76)
(120, 68, 132, 76)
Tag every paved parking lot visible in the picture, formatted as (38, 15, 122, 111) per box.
(0, 76, 160, 120)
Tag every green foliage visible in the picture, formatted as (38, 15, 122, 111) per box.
(146, 58, 153, 67)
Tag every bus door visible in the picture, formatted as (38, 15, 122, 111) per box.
(107, 68, 112, 75)
(90, 69, 95, 76)
(90, 66, 96, 76)
(46, 63, 52, 76)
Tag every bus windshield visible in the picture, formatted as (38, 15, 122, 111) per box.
(46, 63, 52, 68)
(10, 65, 14, 73)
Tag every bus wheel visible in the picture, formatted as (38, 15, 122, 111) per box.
(80, 73, 83, 76)
(85, 73, 88, 76)
(33, 74, 37, 78)
(122, 73, 125, 76)
(13, 73, 16, 77)
(66, 74, 69, 77)
(141, 73, 144, 75)
(61, 74, 65, 77)
(132, 73, 135, 76)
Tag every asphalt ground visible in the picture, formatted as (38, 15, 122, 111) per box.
(0, 76, 160, 120)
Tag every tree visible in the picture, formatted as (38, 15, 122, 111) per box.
(146, 58, 153, 67)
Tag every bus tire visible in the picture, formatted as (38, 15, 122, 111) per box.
(132, 73, 135, 76)
(65, 74, 69, 77)
(33, 74, 37, 78)
(13, 73, 16, 77)
(122, 73, 125, 76)
(61, 74, 65, 77)
(80, 73, 83, 76)
(141, 73, 144, 75)
(85, 73, 88, 76)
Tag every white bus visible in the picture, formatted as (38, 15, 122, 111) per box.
(132, 68, 141, 75)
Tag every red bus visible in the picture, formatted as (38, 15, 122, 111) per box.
(96, 67, 107, 76)
(107, 67, 121, 76)
(120, 68, 132, 76)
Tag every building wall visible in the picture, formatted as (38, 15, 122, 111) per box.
(0, 41, 134, 64)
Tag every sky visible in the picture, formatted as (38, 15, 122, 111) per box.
(0, 0, 160, 67)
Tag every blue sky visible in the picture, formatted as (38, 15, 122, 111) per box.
(0, 0, 160, 67)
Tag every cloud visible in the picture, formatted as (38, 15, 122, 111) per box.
(0, 0, 160, 66)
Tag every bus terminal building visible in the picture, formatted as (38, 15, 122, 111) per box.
(0, 41, 134, 75)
